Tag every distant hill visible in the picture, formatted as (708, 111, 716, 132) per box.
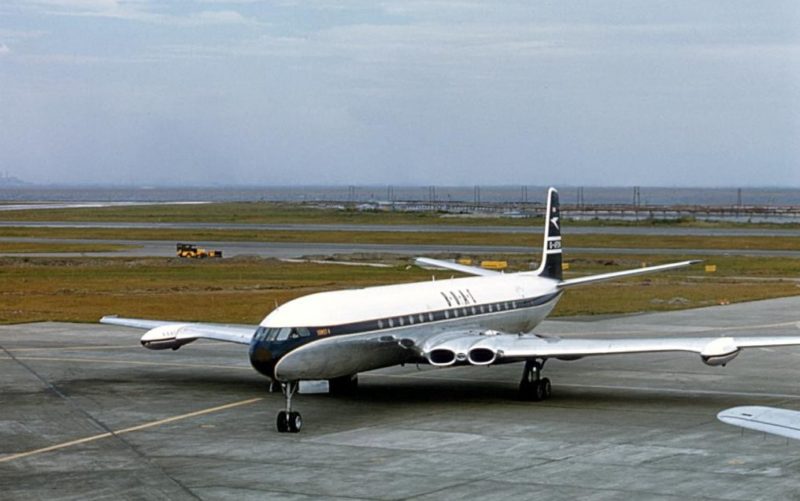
(0, 174, 29, 186)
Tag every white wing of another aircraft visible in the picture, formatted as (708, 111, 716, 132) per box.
(718, 406, 800, 441)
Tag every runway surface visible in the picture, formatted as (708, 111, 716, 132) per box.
(2, 296, 800, 499)
(3, 236, 800, 260)
(2, 220, 800, 237)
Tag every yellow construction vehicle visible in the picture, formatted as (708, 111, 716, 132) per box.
(176, 243, 222, 259)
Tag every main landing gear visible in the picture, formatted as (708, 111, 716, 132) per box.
(276, 381, 302, 433)
(519, 358, 552, 402)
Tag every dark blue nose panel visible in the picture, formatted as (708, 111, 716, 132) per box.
(249, 338, 310, 379)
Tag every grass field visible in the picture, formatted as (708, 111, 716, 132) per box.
(0, 242, 136, 253)
(1, 202, 798, 325)
(1, 254, 797, 325)
(0, 201, 797, 229)
(0, 202, 528, 226)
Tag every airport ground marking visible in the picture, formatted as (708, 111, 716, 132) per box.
(0, 397, 264, 464)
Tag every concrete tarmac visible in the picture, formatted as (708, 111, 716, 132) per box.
(2, 297, 800, 499)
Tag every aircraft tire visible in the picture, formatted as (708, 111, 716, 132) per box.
(532, 381, 545, 402)
(518, 379, 532, 400)
(541, 378, 552, 399)
(288, 412, 302, 433)
(276, 411, 288, 433)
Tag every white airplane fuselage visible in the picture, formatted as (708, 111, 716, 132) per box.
(248, 273, 562, 381)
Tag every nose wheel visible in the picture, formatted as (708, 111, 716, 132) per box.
(519, 358, 552, 401)
(276, 409, 302, 433)
(276, 381, 302, 433)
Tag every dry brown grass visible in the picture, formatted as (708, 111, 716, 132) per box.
(1, 253, 798, 325)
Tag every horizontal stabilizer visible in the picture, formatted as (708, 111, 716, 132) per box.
(415, 257, 501, 277)
(558, 260, 701, 288)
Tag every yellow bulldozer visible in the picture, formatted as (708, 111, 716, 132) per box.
(176, 243, 222, 259)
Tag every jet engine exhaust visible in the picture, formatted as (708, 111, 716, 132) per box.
(427, 349, 457, 366)
(467, 348, 497, 365)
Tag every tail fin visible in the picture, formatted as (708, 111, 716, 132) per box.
(536, 187, 562, 280)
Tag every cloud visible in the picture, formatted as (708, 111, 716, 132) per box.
(24, 0, 258, 25)
(0, 43, 10, 55)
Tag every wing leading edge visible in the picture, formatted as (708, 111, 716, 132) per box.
(100, 316, 255, 349)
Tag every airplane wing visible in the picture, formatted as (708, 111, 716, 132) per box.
(100, 315, 255, 350)
(415, 257, 501, 277)
(717, 406, 800, 440)
(413, 329, 800, 367)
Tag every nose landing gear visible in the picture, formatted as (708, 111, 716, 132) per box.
(276, 381, 302, 433)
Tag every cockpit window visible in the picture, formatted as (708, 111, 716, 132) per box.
(254, 326, 268, 341)
(272, 327, 312, 341)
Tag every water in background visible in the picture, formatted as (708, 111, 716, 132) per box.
(0, 186, 798, 207)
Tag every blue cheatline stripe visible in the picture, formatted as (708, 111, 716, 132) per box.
(301, 292, 562, 338)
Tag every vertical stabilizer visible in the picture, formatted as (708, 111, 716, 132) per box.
(536, 188, 562, 280)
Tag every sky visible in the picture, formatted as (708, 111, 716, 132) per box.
(0, 1, 798, 187)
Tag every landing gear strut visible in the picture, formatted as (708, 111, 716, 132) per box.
(519, 358, 551, 401)
(276, 381, 302, 433)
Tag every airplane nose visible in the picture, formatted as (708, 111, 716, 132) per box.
(249, 344, 277, 378)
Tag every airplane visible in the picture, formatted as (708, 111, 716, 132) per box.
(718, 406, 800, 441)
(101, 188, 800, 433)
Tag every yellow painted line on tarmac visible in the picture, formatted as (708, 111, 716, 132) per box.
(0, 397, 263, 464)
(13, 356, 252, 371)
